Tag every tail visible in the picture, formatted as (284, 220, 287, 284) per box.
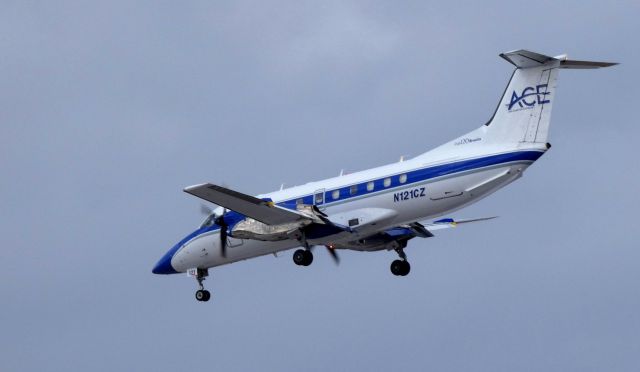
(484, 49, 616, 145)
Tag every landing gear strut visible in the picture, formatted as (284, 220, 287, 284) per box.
(193, 268, 211, 302)
(390, 248, 411, 276)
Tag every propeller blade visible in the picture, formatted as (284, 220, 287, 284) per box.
(215, 208, 229, 258)
(200, 204, 213, 216)
(325, 246, 340, 265)
(220, 227, 227, 258)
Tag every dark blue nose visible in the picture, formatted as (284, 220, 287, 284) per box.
(152, 245, 179, 274)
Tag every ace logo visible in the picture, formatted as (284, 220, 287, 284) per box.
(508, 84, 551, 111)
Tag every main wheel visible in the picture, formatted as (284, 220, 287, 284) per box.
(399, 260, 411, 276)
(390, 260, 404, 276)
(195, 290, 206, 301)
(201, 290, 211, 302)
(302, 250, 313, 266)
(293, 249, 314, 266)
(293, 249, 307, 266)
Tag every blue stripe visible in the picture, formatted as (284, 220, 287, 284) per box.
(279, 150, 544, 207)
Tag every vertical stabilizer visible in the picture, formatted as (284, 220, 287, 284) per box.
(484, 50, 616, 146)
(485, 50, 560, 145)
(413, 50, 616, 163)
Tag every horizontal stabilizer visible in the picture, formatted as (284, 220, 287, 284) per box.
(184, 183, 310, 225)
(500, 49, 617, 69)
(559, 59, 618, 69)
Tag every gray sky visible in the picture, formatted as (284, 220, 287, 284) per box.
(1, 1, 639, 371)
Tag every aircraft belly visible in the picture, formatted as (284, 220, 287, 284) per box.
(171, 232, 300, 271)
(203, 239, 298, 268)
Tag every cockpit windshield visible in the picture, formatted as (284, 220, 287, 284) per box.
(199, 206, 224, 229)
(199, 214, 216, 228)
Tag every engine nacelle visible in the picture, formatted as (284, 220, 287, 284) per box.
(231, 218, 312, 241)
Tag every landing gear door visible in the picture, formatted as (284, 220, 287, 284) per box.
(313, 189, 326, 211)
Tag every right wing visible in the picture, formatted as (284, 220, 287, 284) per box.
(385, 217, 498, 240)
(423, 216, 498, 231)
(184, 183, 312, 225)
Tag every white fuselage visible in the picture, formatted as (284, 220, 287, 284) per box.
(169, 141, 546, 272)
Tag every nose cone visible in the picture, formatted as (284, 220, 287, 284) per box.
(154, 228, 206, 275)
(152, 245, 180, 275)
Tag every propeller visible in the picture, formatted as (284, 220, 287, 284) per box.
(196, 182, 230, 257)
(214, 209, 229, 258)
(309, 207, 340, 265)
(200, 203, 213, 216)
(325, 245, 340, 265)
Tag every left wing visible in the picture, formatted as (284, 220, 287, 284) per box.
(184, 183, 312, 225)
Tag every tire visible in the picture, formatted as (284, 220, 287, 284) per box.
(202, 290, 211, 302)
(195, 290, 205, 301)
(302, 250, 313, 266)
(400, 261, 411, 276)
(293, 249, 307, 266)
(390, 260, 404, 276)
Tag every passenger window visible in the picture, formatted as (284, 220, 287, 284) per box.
(399, 174, 407, 184)
(332, 190, 340, 200)
(350, 185, 358, 195)
(383, 178, 391, 187)
(315, 192, 324, 204)
(296, 198, 304, 205)
(367, 181, 374, 191)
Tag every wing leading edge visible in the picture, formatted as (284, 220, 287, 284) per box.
(184, 183, 310, 225)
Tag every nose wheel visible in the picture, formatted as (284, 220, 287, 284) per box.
(195, 289, 211, 301)
(390, 247, 411, 276)
(193, 268, 212, 302)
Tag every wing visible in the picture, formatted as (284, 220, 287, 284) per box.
(423, 216, 498, 231)
(184, 183, 311, 225)
(384, 217, 498, 240)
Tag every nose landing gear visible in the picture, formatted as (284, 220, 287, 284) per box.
(192, 268, 211, 302)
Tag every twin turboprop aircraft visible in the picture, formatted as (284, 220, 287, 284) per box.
(152, 50, 615, 302)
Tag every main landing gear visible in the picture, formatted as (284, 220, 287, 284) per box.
(390, 248, 411, 276)
(193, 268, 211, 302)
(293, 231, 314, 267)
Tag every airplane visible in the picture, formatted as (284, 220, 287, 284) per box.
(152, 49, 616, 302)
